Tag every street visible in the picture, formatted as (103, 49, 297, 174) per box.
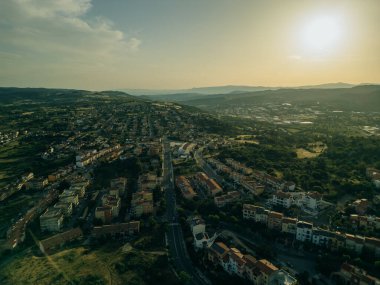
(162, 138, 208, 285)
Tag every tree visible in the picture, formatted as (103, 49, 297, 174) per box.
(178, 271, 192, 284)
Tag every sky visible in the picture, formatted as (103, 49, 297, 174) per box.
(0, 0, 379, 90)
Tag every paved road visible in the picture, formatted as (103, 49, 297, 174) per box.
(162, 138, 208, 285)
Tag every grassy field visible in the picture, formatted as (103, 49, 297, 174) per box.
(0, 243, 178, 285)
(295, 148, 321, 159)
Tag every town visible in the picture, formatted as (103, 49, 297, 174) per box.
(0, 88, 379, 285)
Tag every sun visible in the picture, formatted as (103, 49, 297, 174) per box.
(301, 16, 342, 54)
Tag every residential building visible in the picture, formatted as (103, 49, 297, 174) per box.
(312, 228, 334, 248)
(353, 199, 369, 215)
(92, 221, 140, 240)
(95, 206, 113, 224)
(331, 232, 346, 251)
(267, 211, 283, 231)
(195, 172, 223, 196)
(255, 259, 279, 285)
(40, 208, 64, 232)
(272, 191, 292, 208)
(281, 217, 297, 235)
(345, 234, 365, 254)
(53, 201, 73, 216)
(333, 263, 380, 285)
(176, 176, 197, 199)
(225, 248, 247, 277)
(366, 168, 380, 189)
(296, 221, 313, 242)
(208, 242, 230, 265)
(214, 191, 240, 208)
(110, 177, 127, 196)
(39, 228, 83, 253)
(102, 195, 121, 217)
(364, 237, 380, 257)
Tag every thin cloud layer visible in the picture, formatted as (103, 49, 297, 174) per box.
(0, 0, 140, 88)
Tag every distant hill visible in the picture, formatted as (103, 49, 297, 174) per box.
(0, 87, 135, 104)
(179, 85, 380, 112)
(117, 82, 364, 97)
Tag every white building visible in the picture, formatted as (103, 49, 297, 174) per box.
(296, 221, 313, 242)
(40, 208, 64, 232)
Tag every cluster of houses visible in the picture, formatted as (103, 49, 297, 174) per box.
(188, 216, 297, 284)
(0, 130, 20, 145)
(176, 176, 197, 200)
(270, 191, 326, 215)
(214, 191, 241, 208)
(95, 177, 126, 224)
(349, 214, 380, 231)
(0, 172, 35, 201)
(40, 177, 90, 232)
(332, 263, 380, 285)
(207, 158, 265, 196)
(75, 144, 121, 168)
(366, 168, 380, 188)
(243, 204, 380, 256)
(208, 242, 297, 285)
(38, 221, 141, 254)
(195, 172, 223, 196)
(131, 173, 159, 217)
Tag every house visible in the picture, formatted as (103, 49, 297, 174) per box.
(225, 248, 247, 277)
(242, 204, 269, 224)
(296, 221, 313, 242)
(312, 228, 334, 248)
(302, 192, 323, 211)
(281, 217, 298, 235)
(331, 232, 346, 251)
(195, 172, 223, 196)
(349, 215, 380, 231)
(102, 195, 121, 217)
(345, 234, 365, 254)
(208, 242, 230, 265)
(267, 211, 283, 231)
(59, 190, 79, 206)
(214, 191, 240, 208)
(92, 221, 140, 240)
(54, 201, 73, 216)
(40, 208, 64, 232)
(255, 259, 279, 285)
(366, 168, 380, 188)
(333, 263, 380, 285)
(131, 191, 154, 217)
(272, 191, 292, 208)
(26, 178, 49, 190)
(176, 176, 197, 199)
(110, 177, 127, 196)
(39, 227, 83, 253)
(190, 217, 206, 235)
(283, 181, 296, 192)
(189, 216, 216, 250)
(364, 237, 380, 257)
(353, 199, 369, 215)
(95, 206, 113, 224)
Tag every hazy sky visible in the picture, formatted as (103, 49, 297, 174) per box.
(0, 0, 379, 90)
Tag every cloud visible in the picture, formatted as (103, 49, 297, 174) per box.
(0, 0, 141, 88)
